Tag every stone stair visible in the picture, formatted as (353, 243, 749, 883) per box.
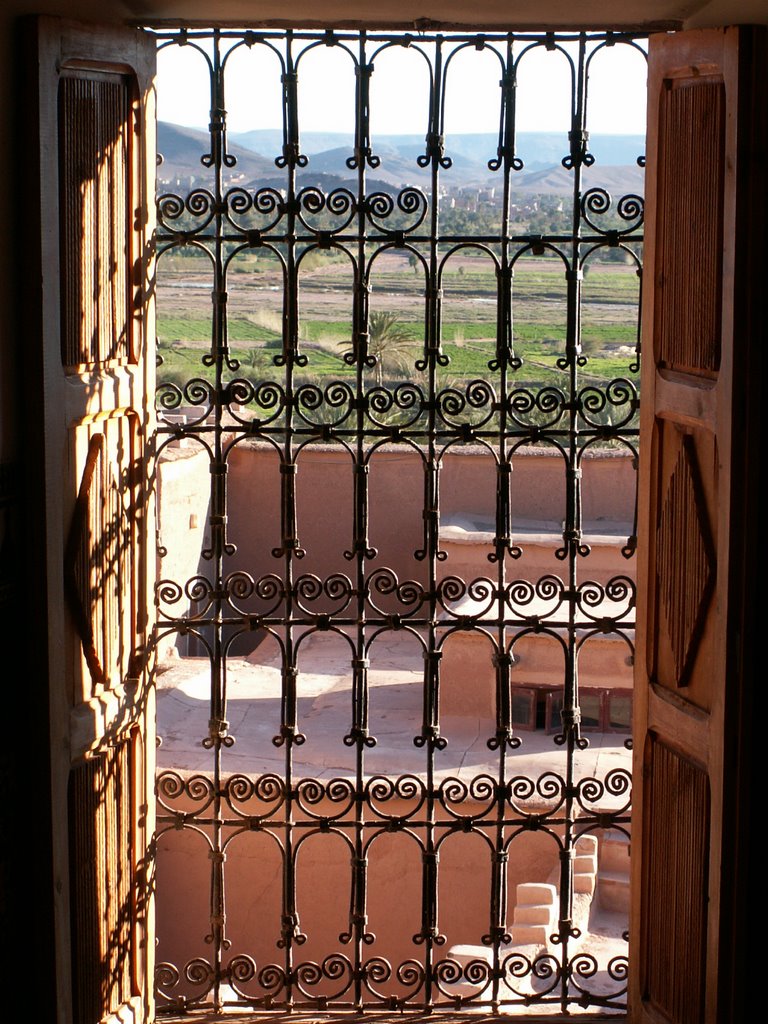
(506, 835, 600, 947)
(444, 840, 604, 998)
(509, 882, 558, 946)
(574, 834, 599, 898)
(597, 831, 631, 914)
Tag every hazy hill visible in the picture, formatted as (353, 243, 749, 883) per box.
(229, 128, 644, 168)
(158, 122, 645, 195)
(157, 122, 276, 183)
(518, 163, 645, 195)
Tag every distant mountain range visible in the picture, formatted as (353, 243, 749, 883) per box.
(158, 122, 645, 195)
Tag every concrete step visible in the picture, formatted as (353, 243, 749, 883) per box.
(509, 881, 557, 949)
(573, 834, 599, 898)
(600, 833, 631, 874)
(573, 872, 596, 896)
(439, 945, 492, 997)
(445, 943, 491, 972)
(574, 852, 598, 874)
(515, 882, 557, 906)
(510, 923, 551, 946)
(445, 942, 541, 998)
(513, 903, 555, 926)
(598, 869, 631, 914)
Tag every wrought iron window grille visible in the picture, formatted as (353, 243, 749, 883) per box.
(150, 26, 643, 1016)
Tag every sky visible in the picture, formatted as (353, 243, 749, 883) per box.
(155, 33, 648, 138)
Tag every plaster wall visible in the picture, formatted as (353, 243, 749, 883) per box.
(155, 444, 212, 660)
(215, 444, 636, 599)
(155, 786, 572, 1002)
(157, 444, 636, 693)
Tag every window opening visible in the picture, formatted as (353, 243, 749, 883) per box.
(150, 26, 644, 1015)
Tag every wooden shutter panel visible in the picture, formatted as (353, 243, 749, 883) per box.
(632, 26, 765, 1024)
(69, 733, 136, 1024)
(32, 17, 157, 1024)
(59, 72, 134, 368)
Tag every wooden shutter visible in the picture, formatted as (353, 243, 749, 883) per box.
(31, 17, 156, 1024)
(632, 26, 765, 1024)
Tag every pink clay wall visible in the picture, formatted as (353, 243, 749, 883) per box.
(157, 443, 636, 656)
(197, 443, 636, 596)
(154, 447, 634, 990)
(155, 788, 565, 1002)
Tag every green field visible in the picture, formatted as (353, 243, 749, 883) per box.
(156, 252, 641, 393)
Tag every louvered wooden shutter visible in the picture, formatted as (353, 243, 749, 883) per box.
(33, 17, 157, 1024)
(632, 26, 765, 1024)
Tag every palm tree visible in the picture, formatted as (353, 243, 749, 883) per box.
(367, 311, 415, 386)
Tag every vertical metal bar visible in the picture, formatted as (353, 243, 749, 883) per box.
(353, 30, 370, 1011)
(559, 32, 589, 1012)
(426, 34, 445, 1005)
(491, 35, 516, 1008)
(209, 29, 227, 1012)
(281, 29, 300, 1007)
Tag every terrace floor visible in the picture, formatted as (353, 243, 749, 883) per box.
(156, 630, 631, 792)
(156, 631, 632, 1013)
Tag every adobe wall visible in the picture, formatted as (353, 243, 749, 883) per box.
(154, 782, 606, 1005)
(156, 443, 636, 659)
(156, 442, 636, 659)
(154, 443, 212, 661)
(153, 446, 635, 1000)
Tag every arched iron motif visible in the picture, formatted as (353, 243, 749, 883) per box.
(150, 25, 643, 1016)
